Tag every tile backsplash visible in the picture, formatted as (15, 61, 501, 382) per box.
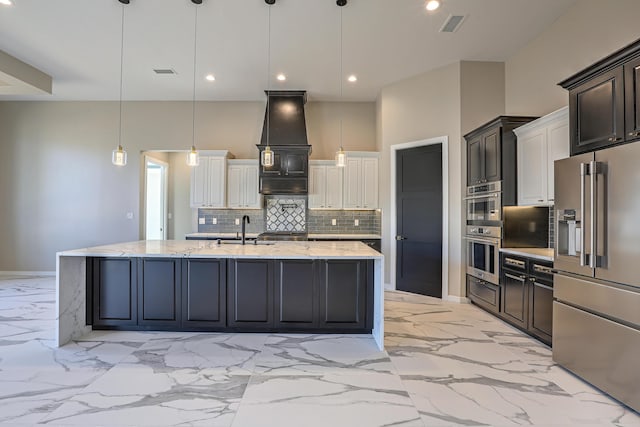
(197, 207, 380, 235)
(265, 197, 307, 232)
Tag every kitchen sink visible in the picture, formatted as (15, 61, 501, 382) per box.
(218, 240, 274, 246)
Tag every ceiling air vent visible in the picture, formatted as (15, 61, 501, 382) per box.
(439, 14, 466, 33)
(153, 68, 177, 75)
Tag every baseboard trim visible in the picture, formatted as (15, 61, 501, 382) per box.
(0, 271, 56, 277)
(444, 295, 470, 304)
(384, 282, 394, 290)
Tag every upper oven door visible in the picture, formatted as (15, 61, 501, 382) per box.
(466, 192, 501, 223)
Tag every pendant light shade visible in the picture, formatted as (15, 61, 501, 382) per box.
(335, 146, 346, 167)
(187, 145, 200, 166)
(112, 0, 128, 166)
(187, 1, 200, 167)
(261, 145, 274, 167)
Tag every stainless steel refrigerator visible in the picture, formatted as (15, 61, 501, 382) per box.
(554, 142, 640, 412)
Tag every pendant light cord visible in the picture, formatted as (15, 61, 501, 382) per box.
(192, 6, 198, 148)
(266, 4, 271, 148)
(118, 3, 125, 148)
(339, 4, 343, 151)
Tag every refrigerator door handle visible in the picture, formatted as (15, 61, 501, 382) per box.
(589, 160, 601, 269)
(580, 162, 587, 267)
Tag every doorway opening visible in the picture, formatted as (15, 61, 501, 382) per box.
(391, 136, 449, 298)
(144, 156, 168, 240)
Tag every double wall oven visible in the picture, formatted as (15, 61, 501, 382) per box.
(465, 182, 502, 286)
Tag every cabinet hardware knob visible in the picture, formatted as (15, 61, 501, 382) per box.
(538, 199, 544, 202)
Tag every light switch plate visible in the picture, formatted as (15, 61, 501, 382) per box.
(212, 218, 217, 225)
(354, 219, 359, 226)
(331, 219, 337, 226)
(198, 217, 205, 225)
(235, 218, 240, 225)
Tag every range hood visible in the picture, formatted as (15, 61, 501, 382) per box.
(257, 90, 312, 195)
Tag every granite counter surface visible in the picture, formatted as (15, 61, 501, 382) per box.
(58, 240, 382, 260)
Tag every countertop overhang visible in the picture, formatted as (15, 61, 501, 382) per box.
(500, 247, 554, 262)
(58, 240, 383, 260)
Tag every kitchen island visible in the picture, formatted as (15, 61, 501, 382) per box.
(56, 240, 384, 349)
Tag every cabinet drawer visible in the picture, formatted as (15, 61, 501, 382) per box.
(467, 275, 499, 312)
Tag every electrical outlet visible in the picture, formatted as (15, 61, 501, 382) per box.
(168, 213, 172, 220)
(235, 218, 240, 225)
(354, 219, 359, 226)
(212, 217, 217, 225)
(198, 217, 205, 225)
(126, 212, 133, 220)
(331, 219, 337, 226)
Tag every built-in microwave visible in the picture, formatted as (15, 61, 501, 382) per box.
(466, 181, 502, 223)
(465, 225, 501, 285)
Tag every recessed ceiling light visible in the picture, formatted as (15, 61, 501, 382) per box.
(277, 73, 286, 81)
(347, 75, 357, 83)
(0, 0, 13, 5)
(205, 74, 215, 82)
(425, 0, 440, 11)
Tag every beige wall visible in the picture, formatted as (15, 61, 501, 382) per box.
(0, 100, 375, 271)
(378, 62, 463, 295)
(505, 0, 640, 116)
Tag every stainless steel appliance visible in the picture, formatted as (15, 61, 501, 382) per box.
(466, 181, 502, 223)
(554, 142, 640, 412)
(465, 225, 501, 285)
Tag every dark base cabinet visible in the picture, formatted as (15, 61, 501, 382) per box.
(89, 257, 137, 327)
(182, 258, 226, 329)
(87, 257, 373, 334)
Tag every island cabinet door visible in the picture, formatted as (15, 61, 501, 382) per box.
(227, 259, 274, 328)
(318, 260, 370, 330)
(137, 258, 181, 328)
(274, 259, 317, 328)
(90, 257, 137, 327)
(181, 259, 226, 329)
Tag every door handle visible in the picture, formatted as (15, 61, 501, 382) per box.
(589, 160, 600, 269)
(505, 273, 526, 283)
(395, 235, 407, 241)
(580, 162, 587, 267)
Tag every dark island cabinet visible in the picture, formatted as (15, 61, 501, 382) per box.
(181, 259, 226, 328)
(90, 257, 137, 327)
(274, 259, 317, 328)
(138, 258, 181, 328)
(559, 38, 640, 154)
(318, 260, 370, 330)
(227, 259, 274, 328)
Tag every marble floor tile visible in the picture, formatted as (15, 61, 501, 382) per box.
(1, 276, 638, 426)
(253, 334, 395, 375)
(232, 372, 423, 427)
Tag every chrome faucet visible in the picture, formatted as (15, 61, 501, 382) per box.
(241, 215, 250, 245)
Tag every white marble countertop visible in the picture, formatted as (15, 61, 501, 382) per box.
(500, 247, 554, 262)
(58, 240, 383, 259)
(308, 233, 381, 240)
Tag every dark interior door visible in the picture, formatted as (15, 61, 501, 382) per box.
(396, 144, 443, 297)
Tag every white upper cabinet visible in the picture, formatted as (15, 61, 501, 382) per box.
(514, 107, 569, 206)
(227, 159, 261, 209)
(190, 151, 232, 208)
(309, 161, 343, 209)
(343, 152, 379, 209)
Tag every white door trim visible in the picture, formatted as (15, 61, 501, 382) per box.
(143, 155, 169, 240)
(390, 136, 449, 299)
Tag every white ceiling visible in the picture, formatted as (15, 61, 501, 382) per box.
(0, 0, 576, 102)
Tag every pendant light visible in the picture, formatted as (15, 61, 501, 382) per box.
(186, 0, 201, 167)
(112, 0, 128, 167)
(335, 0, 347, 168)
(261, 0, 275, 168)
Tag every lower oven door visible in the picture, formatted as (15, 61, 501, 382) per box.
(466, 193, 501, 222)
(466, 237, 500, 284)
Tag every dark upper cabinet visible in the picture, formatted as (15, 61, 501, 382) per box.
(181, 259, 226, 329)
(227, 259, 274, 328)
(138, 258, 181, 328)
(465, 116, 536, 204)
(274, 259, 317, 328)
(568, 67, 625, 155)
(318, 260, 369, 329)
(90, 257, 137, 327)
(259, 147, 309, 177)
(625, 55, 640, 141)
(559, 38, 640, 154)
